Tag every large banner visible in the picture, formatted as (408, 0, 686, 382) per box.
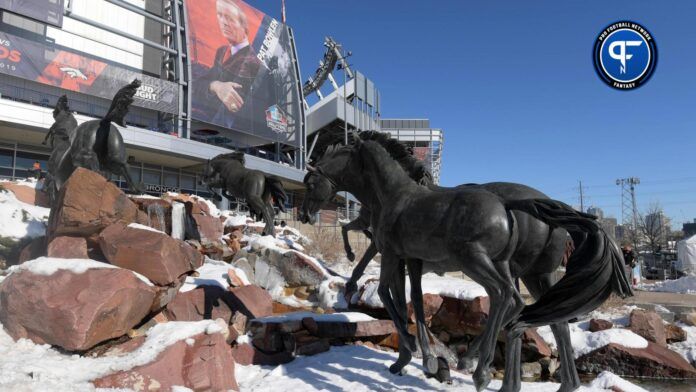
(186, 0, 302, 146)
(0, 0, 64, 27)
(0, 31, 178, 113)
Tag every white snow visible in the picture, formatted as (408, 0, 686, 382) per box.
(637, 275, 696, 294)
(171, 202, 185, 240)
(179, 257, 250, 293)
(255, 311, 376, 324)
(235, 344, 636, 392)
(224, 214, 248, 228)
(669, 323, 696, 366)
(0, 319, 225, 391)
(127, 222, 164, 234)
(588, 371, 649, 392)
(358, 272, 487, 308)
(0, 189, 49, 239)
(536, 323, 648, 358)
(191, 195, 221, 217)
(7, 257, 154, 287)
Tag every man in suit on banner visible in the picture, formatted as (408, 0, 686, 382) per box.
(192, 0, 274, 131)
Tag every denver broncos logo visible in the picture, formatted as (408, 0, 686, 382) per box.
(59, 67, 88, 80)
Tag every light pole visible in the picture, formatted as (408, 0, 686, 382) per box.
(337, 50, 352, 219)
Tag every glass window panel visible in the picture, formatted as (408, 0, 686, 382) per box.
(143, 169, 161, 185)
(15, 151, 48, 170)
(128, 167, 141, 182)
(164, 172, 178, 187)
(0, 149, 13, 167)
(0, 167, 12, 177)
(180, 175, 195, 190)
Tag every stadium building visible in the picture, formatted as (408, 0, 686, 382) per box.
(0, 0, 443, 221)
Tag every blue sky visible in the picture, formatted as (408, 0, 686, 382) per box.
(256, 0, 696, 228)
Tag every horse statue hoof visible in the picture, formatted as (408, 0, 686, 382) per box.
(425, 356, 452, 384)
(388, 363, 406, 375)
(424, 355, 439, 375)
(473, 370, 491, 392)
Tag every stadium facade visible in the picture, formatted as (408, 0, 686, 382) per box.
(0, 0, 443, 220)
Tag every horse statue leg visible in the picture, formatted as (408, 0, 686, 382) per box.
(405, 258, 451, 383)
(341, 214, 368, 262)
(247, 195, 275, 237)
(377, 249, 417, 375)
(344, 242, 378, 305)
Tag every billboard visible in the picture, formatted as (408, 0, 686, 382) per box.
(0, 0, 64, 27)
(186, 0, 302, 146)
(0, 31, 178, 113)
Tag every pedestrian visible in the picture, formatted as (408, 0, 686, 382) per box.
(621, 244, 637, 285)
(31, 160, 41, 180)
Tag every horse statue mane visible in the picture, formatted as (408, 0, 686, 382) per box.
(358, 131, 433, 185)
(102, 79, 141, 127)
(211, 152, 245, 165)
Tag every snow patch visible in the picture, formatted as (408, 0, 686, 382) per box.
(255, 311, 375, 324)
(638, 275, 696, 294)
(8, 257, 153, 287)
(0, 189, 49, 240)
(589, 371, 649, 392)
(127, 222, 165, 234)
(669, 323, 696, 366)
(223, 214, 248, 228)
(537, 323, 648, 358)
(179, 257, 249, 293)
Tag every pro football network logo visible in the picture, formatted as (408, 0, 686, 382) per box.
(593, 21, 657, 90)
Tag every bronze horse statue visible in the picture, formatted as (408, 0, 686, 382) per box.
(46, 80, 144, 204)
(42, 95, 77, 203)
(201, 152, 288, 236)
(300, 137, 632, 392)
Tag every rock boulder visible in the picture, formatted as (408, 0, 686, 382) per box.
(0, 261, 155, 351)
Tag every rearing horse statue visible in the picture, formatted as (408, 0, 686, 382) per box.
(47, 80, 144, 204)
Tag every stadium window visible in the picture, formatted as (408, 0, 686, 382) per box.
(0, 149, 13, 168)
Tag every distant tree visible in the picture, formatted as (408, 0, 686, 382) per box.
(638, 202, 667, 253)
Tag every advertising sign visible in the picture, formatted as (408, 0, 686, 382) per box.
(0, 31, 178, 113)
(0, 0, 64, 27)
(186, 0, 302, 146)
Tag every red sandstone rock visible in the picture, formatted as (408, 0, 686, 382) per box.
(93, 330, 238, 391)
(47, 236, 89, 259)
(228, 285, 273, 319)
(589, 318, 614, 332)
(666, 323, 688, 343)
(3, 182, 50, 207)
(0, 265, 155, 351)
(314, 319, 396, 338)
(48, 168, 139, 239)
(629, 309, 667, 346)
(231, 342, 294, 366)
(520, 328, 553, 361)
(431, 296, 490, 337)
(18, 236, 46, 264)
(407, 293, 444, 325)
(129, 197, 172, 234)
(192, 214, 224, 244)
(99, 223, 202, 285)
(163, 286, 237, 325)
(575, 342, 696, 379)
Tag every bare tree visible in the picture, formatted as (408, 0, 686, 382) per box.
(638, 202, 666, 253)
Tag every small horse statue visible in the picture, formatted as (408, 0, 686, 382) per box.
(201, 152, 287, 236)
(47, 80, 144, 204)
(42, 95, 77, 204)
(300, 137, 632, 392)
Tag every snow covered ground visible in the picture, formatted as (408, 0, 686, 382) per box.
(235, 344, 646, 392)
(0, 318, 645, 392)
(637, 275, 696, 294)
(0, 188, 49, 240)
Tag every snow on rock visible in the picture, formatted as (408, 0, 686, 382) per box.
(669, 323, 696, 366)
(0, 189, 49, 239)
(638, 275, 696, 294)
(6, 256, 154, 287)
(255, 311, 376, 324)
(357, 272, 487, 308)
(0, 319, 225, 391)
(191, 195, 221, 217)
(537, 322, 648, 358)
(588, 371, 649, 392)
(180, 257, 250, 293)
(224, 214, 249, 228)
(127, 222, 165, 234)
(235, 344, 634, 392)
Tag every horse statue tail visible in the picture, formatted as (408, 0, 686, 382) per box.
(101, 79, 141, 127)
(506, 198, 633, 328)
(265, 177, 288, 213)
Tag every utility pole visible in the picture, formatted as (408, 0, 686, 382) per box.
(616, 177, 640, 247)
(578, 180, 584, 212)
